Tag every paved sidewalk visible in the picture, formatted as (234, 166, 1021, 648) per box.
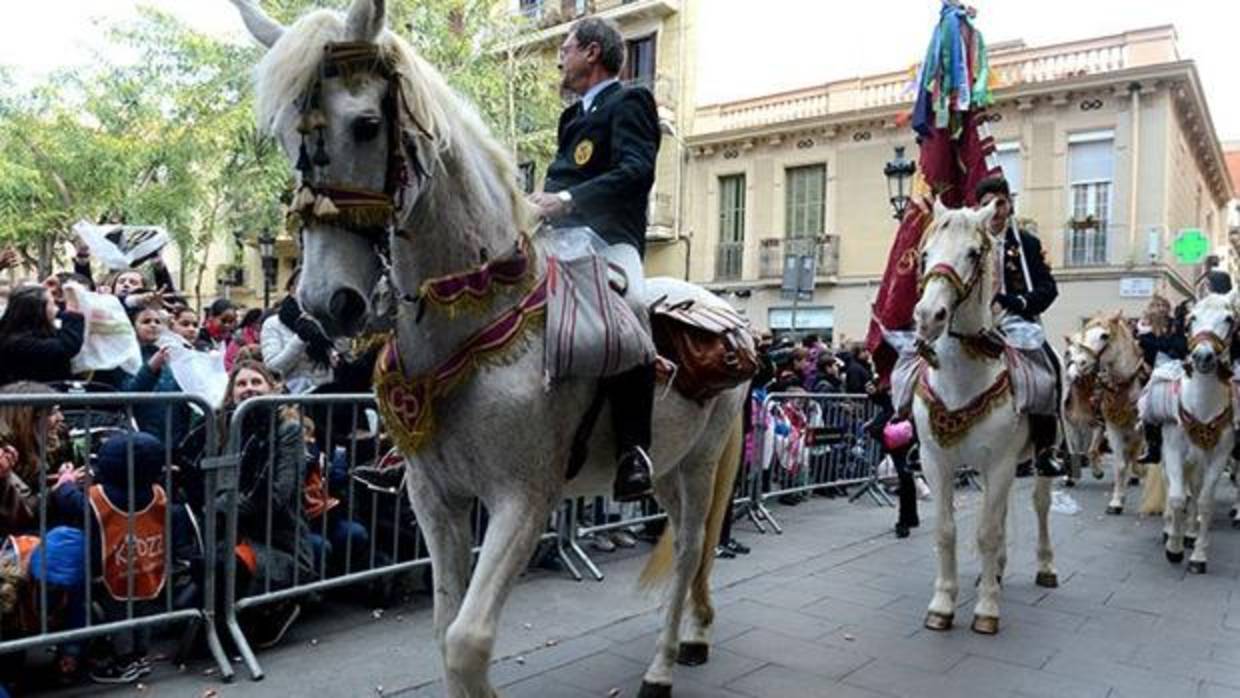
(47, 475, 1240, 697)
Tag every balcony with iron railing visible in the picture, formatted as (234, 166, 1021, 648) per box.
(507, 0, 680, 48)
(757, 235, 840, 280)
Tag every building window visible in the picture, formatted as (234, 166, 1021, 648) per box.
(1066, 131, 1114, 267)
(518, 0, 541, 19)
(768, 305, 833, 343)
(622, 35, 656, 91)
(994, 142, 1023, 212)
(785, 164, 826, 239)
(716, 174, 745, 281)
(517, 161, 536, 194)
(560, 0, 586, 16)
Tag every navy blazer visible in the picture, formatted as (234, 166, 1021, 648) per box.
(543, 81, 661, 257)
(1002, 226, 1058, 321)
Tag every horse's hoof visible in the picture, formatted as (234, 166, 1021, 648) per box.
(1106, 505, 1123, 516)
(1165, 549, 1184, 564)
(676, 642, 709, 666)
(924, 611, 954, 631)
(1064, 479, 1076, 488)
(1128, 477, 1141, 486)
(1188, 561, 1207, 575)
(1092, 470, 1104, 480)
(637, 680, 673, 698)
(1184, 536, 1196, 549)
(1035, 571, 1059, 589)
(971, 615, 1000, 635)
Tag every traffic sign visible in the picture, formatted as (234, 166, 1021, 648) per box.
(1172, 228, 1209, 265)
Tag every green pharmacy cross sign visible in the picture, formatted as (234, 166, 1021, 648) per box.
(1172, 229, 1209, 265)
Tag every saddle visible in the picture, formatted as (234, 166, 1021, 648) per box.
(892, 337, 1058, 418)
(543, 254, 758, 402)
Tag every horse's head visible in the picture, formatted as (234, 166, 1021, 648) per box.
(1186, 293, 1236, 375)
(1075, 313, 1123, 376)
(913, 198, 999, 344)
(1063, 333, 1088, 384)
(233, 0, 438, 337)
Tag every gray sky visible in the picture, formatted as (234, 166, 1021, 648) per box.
(3, 1, 1238, 140)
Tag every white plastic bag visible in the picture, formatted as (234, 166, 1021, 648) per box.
(166, 342, 228, 409)
(71, 220, 169, 272)
(68, 284, 142, 376)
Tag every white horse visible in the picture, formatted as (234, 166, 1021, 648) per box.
(1061, 334, 1104, 484)
(230, 2, 744, 696)
(912, 199, 1057, 636)
(1073, 314, 1146, 514)
(1161, 292, 1237, 574)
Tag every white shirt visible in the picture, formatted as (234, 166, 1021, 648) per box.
(580, 78, 619, 115)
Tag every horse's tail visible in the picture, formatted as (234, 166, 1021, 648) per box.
(1140, 462, 1167, 515)
(639, 413, 743, 591)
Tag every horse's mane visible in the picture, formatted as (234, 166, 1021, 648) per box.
(254, 10, 533, 229)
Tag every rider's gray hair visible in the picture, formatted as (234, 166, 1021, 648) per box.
(570, 16, 625, 76)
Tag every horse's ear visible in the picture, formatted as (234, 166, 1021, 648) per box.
(975, 198, 999, 233)
(229, 0, 285, 49)
(346, 0, 387, 42)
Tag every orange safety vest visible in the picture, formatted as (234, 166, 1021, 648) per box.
(87, 484, 168, 601)
(2, 534, 39, 574)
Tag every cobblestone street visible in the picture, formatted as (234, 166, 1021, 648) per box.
(56, 474, 1240, 698)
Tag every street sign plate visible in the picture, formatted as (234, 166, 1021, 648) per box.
(1172, 229, 1209, 265)
(1119, 277, 1155, 298)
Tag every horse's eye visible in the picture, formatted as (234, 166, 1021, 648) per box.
(967, 247, 980, 259)
(1099, 333, 1110, 342)
(352, 114, 383, 143)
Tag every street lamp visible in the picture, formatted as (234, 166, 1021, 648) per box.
(884, 145, 917, 221)
(258, 229, 277, 309)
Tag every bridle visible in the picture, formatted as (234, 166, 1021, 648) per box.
(916, 227, 996, 362)
(286, 41, 435, 294)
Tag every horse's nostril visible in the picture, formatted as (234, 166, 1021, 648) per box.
(933, 308, 947, 322)
(330, 288, 367, 335)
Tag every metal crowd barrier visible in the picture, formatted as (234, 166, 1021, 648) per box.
(0, 392, 233, 682)
(2, 389, 897, 687)
(748, 392, 893, 533)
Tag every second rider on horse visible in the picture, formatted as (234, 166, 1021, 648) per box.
(976, 175, 1065, 478)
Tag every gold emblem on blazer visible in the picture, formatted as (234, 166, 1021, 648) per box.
(574, 139, 594, 166)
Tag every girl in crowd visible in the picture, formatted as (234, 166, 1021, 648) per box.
(197, 299, 238, 352)
(218, 361, 312, 648)
(121, 307, 193, 449)
(0, 285, 85, 386)
(0, 382, 79, 536)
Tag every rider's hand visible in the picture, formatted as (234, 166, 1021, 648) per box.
(0, 445, 17, 480)
(529, 192, 567, 220)
(993, 293, 1024, 313)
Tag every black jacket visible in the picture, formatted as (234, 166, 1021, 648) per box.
(543, 82, 660, 257)
(0, 311, 86, 385)
(1000, 225, 1058, 321)
(1137, 327, 1187, 367)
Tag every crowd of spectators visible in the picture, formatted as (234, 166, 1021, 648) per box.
(0, 238, 396, 693)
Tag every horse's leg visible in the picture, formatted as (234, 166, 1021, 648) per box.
(1231, 458, 1240, 528)
(442, 494, 555, 698)
(1162, 433, 1187, 564)
(405, 469, 474, 662)
(1089, 428, 1105, 479)
(1032, 474, 1059, 587)
(1106, 425, 1127, 514)
(971, 462, 1013, 635)
(643, 459, 714, 695)
(924, 455, 958, 630)
(1188, 449, 1227, 574)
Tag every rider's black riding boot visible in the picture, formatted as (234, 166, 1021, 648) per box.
(1140, 423, 1163, 464)
(607, 363, 656, 502)
(1029, 413, 1064, 478)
